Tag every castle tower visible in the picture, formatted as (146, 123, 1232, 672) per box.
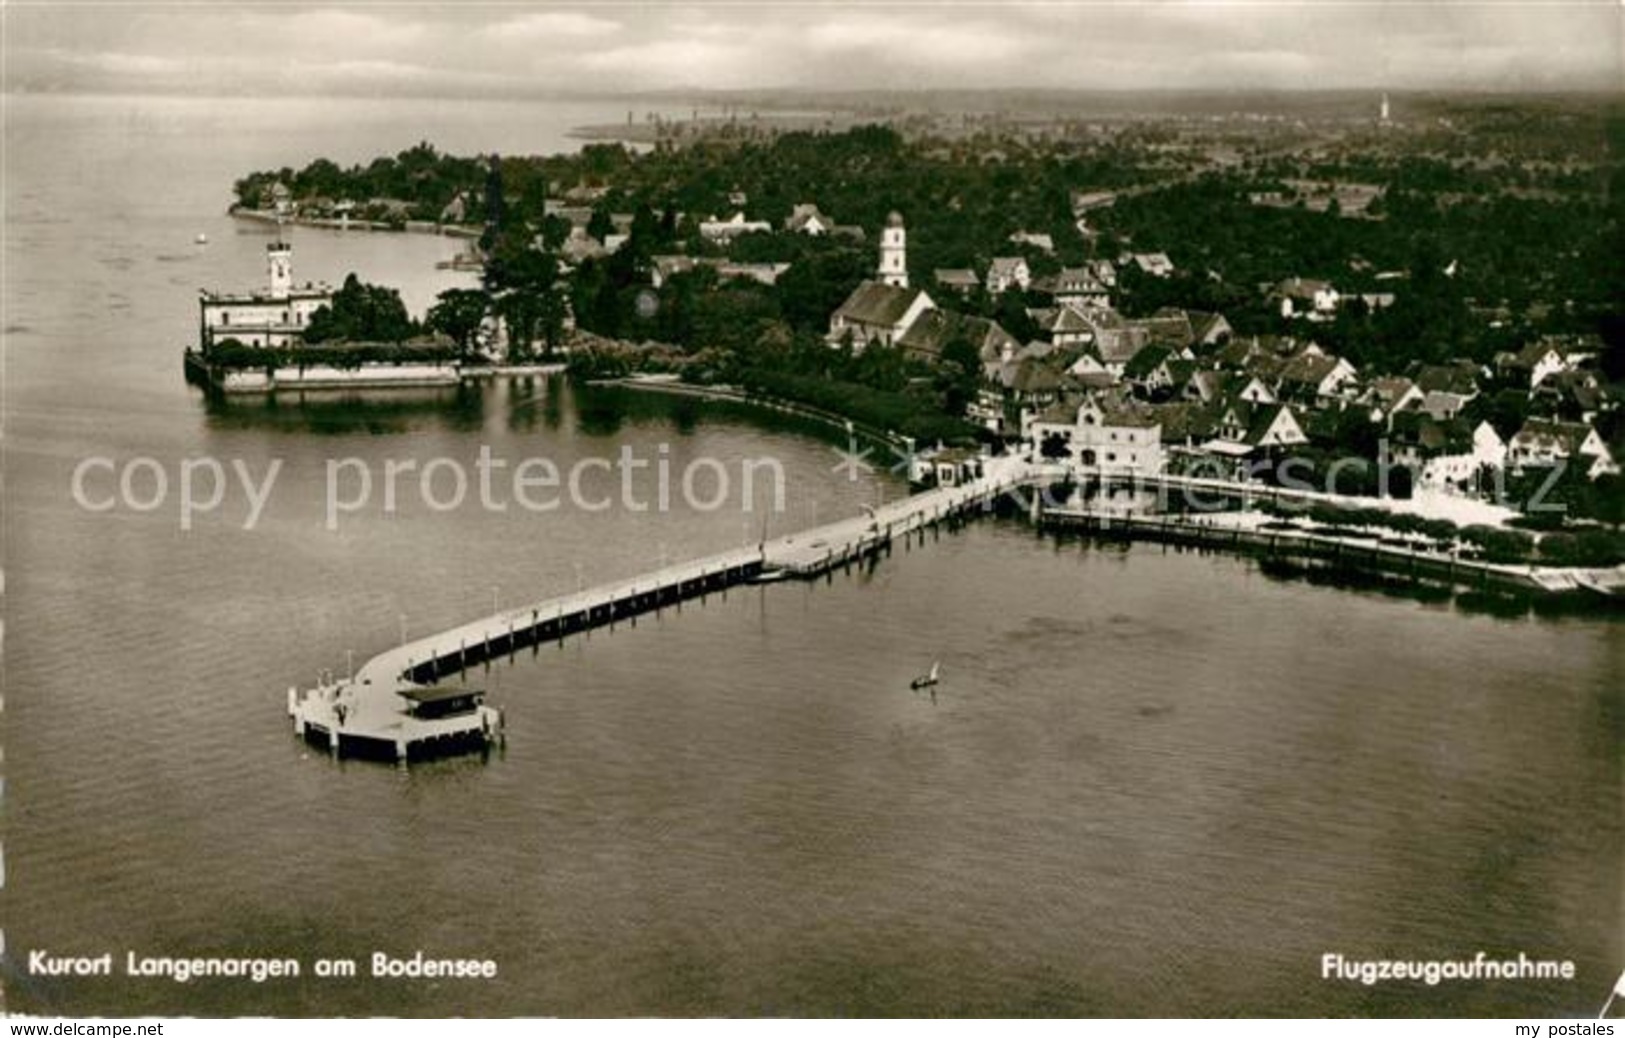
(1380, 93, 1391, 123)
(878, 210, 908, 288)
(267, 241, 293, 297)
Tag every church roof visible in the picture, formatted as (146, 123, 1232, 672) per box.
(833, 281, 928, 329)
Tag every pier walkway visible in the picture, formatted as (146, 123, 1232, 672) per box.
(288, 454, 1040, 761)
(289, 456, 1620, 761)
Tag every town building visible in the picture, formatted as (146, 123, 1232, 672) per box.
(986, 256, 1031, 295)
(785, 203, 832, 235)
(1507, 419, 1619, 480)
(1272, 277, 1340, 321)
(1028, 397, 1165, 476)
(828, 282, 934, 350)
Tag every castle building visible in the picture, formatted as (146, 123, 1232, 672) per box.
(198, 241, 333, 351)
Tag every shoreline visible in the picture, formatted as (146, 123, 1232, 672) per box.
(1035, 503, 1624, 608)
(183, 348, 566, 393)
(585, 374, 913, 452)
(229, 206, 482, 238)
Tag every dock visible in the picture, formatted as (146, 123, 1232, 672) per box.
(288, 455, 1037, 763)
(289, 457, 1621, 762)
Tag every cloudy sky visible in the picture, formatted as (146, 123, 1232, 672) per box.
(4, 2, 1619, 97)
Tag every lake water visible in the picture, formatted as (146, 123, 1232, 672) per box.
(2, 94, 1620, 1017)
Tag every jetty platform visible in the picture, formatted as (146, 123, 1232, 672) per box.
(288, 455, 1037, 762)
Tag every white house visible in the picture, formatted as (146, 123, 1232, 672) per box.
(1363, 377, 1426, 425)
(1028, 397, 1165, 476)
(1274, 277, 1340, 320)
(1046, 267, 1111, 308)
(1125, 252, 1175, 278)
(1277, 350, 1358, 405)
(1007, 230, 1055, 253)
(198, 241, 333, 350)
(698, 212, 772, 242)
(1029, 306, 1097, 350)
(1508, 419, 1619, 480)
(785, 203, 832, 236)
(1502, 340, 1570, 388)
(1205, 401, 1308, 457)
(1419, 421, 1506, 491)
(986, 256, 1031, 295)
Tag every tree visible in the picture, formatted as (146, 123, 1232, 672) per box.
(303, 274, 417, 344)
(479, 154, 506, 253)
(939, 334, 982, 417)
(426, 288, 489, 359)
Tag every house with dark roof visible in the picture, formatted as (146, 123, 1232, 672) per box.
(1028, 305, 1097, 350)
(1276, 349, 1358, 406)
(1202, 400, 1309, 457)
(933, 268, 981, 294)
(1412, 361, 1482, 398)
(1032, 268, 1111, 309)
(827, 281, 935, 350)
(1184, 370, 1276, 407)
(784, 203, 833, 235)
(1122, 344, 1187, 396)
(1417, 390, 1473, 421)
(1495, 337, 1592, 389)
(1185, 310, 1233, 350)
(896, 310, 1018, 366)
(1128, 310, 1200, 353)
(1360, 376, 1426, 426)
(1152, 401, 1221, 448)
(1530, 370, 1608, 424)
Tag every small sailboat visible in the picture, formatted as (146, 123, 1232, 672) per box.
(194, 232, 208, 245)
(910, 660, 940, 690)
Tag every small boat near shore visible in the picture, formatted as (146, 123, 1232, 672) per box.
(910, 661, 940, 690)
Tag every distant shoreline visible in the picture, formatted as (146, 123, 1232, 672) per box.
(229, 206, 482, 239)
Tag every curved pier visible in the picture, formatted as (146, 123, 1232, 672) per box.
(289, 456, 1036, 763)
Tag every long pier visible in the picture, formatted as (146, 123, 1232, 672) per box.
(288, 455, 1037, 762)
(289, 457, 1621, 762)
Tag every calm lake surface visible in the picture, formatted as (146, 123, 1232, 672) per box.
(2, 94, 1620, 1017)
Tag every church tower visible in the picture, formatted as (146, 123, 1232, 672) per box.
(267, 241, 293, 297)
(878, 211, 908, 288)
(1380, 92, 1391, 123)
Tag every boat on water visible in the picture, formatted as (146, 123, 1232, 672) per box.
(910, 660, 940, 690)
(194, 232, 208, 245)
(750, 567, 790, 584)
